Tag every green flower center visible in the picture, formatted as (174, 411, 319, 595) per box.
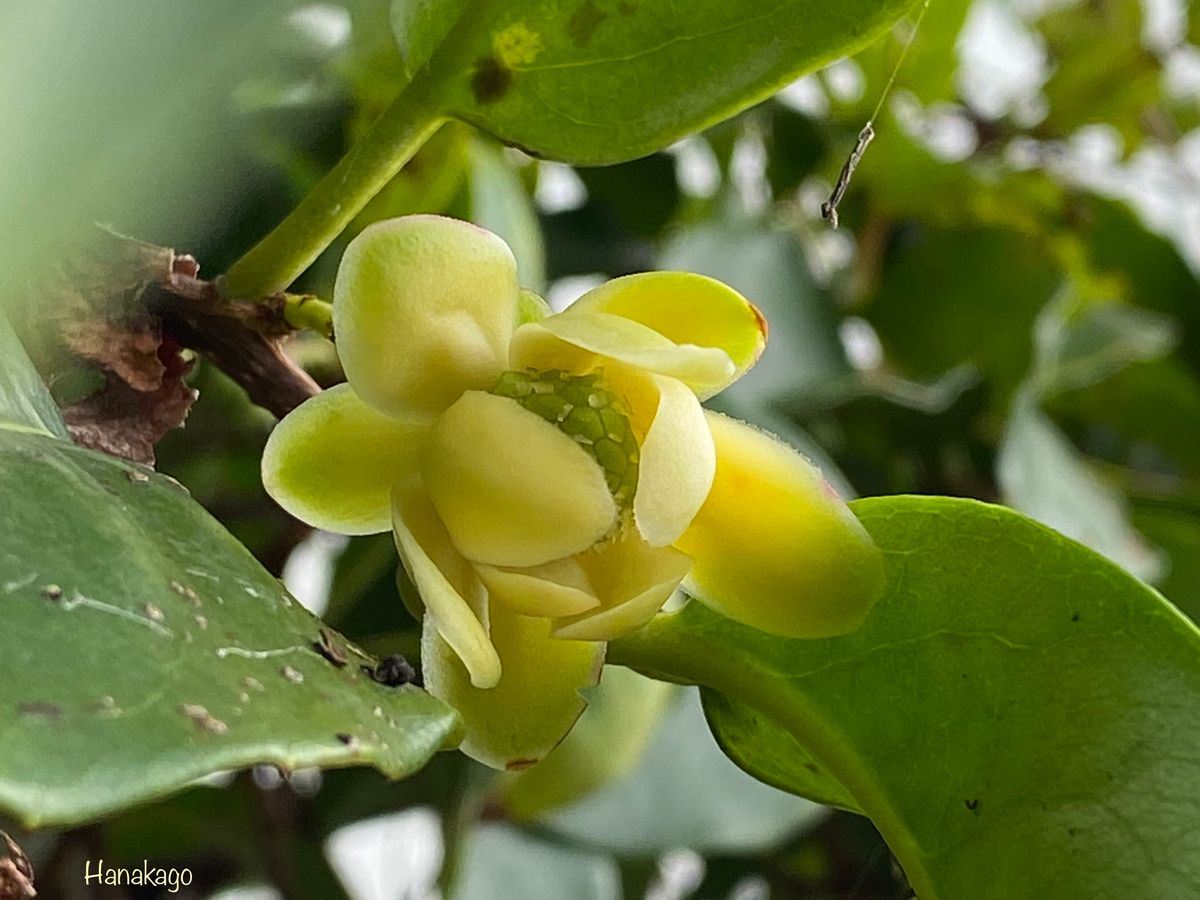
(492, 369, 640, 506)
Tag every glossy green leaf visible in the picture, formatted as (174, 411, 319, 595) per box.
(609, 496, 1200, 898)
(701, 689, 858, 813)
(425, 0, 923, 164)
(0, 312, 67, 439)
(0, 429, 459, 827)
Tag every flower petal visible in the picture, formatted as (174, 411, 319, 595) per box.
(391, 480, 500, 688)
(475, 557, 601, 617)
(422, 603, 605, 770)
(261, 384, 426, 535)
(421, 391, 618, 567)
(552, 528, 692, 641)
(569, 271, 767, 396)
(674, 412, 886, 639)
(510, 313, 735, 397)
(634, 374, 716, 547)
(334, 215, 518, 419)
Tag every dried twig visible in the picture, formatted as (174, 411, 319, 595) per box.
(821, 122, 875, 229)
(18, 228, 325, 463)
(819, 0, 932, 230)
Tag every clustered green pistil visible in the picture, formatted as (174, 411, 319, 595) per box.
(492, 369, 640, 505)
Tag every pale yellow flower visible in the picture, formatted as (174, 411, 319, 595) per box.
(262, 215, 884, 768)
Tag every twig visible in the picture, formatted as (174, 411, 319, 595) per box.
(820, 0, 933, 229)
(821, 123, 875, 229)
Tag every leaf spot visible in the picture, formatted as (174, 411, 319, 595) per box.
(964, 798, 979, 812)
(493, 23, 542, 66)
(184, 568, 219, 582)
(280, 666, 305, 684)
(568, 0, 608, 47)
(18, 702, 62, 720)
(471, 57, 513, 104)
(180, 703, 228, 735)
(85, 696, 120, 717)
(171, 580, 201, 607)
(142, 602, 164, 623)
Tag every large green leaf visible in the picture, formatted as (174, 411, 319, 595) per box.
(0, 427, 458, 827)
(609, 496, 1200, 898)
(412, 0, 922, 164)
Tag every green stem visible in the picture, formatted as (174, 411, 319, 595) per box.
(222, 72, 447, 299)
(607, 621, 938, 900)
(282, 293, 335, 339)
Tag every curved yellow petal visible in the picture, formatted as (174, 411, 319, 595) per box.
(475, 557, 601, 617)
(261, 384, 426, 535)
(674, 412, 886, 639)
(334, 215, 518, 419)
(552, 528, 692, 641)
(391, 480, 500, 688)
(634, 375, 716, 547)
(421, 391, 617, 568)
(569, 271, 767, 396)
(423, 603, 605, 770)
(510, 313, 735, 398)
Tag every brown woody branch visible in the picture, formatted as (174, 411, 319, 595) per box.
(151, 260, 320, 419)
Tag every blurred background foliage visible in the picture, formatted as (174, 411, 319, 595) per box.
(3, 0, 1200, 896)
